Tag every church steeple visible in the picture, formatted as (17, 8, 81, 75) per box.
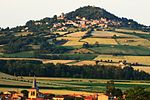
(28, 77, 39, 99)
(32, 77, 39, 91)
(32, 77, 37, 88)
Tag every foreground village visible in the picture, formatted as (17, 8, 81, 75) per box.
(0, 78, 125, 100)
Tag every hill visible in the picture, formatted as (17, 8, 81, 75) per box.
(66, 6, 119, 20)
(0, 6, 150, 75)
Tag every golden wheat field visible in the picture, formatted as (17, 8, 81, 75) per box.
(71, 60, 96, 66)
(57, 37, 84, 46)
(42, 60, 75, 64)
(124, 56, 150, 65)
(116, 29, 150, 34)
(0, 87, 94, 95)
(63, 41, 84, 46)
(0, 58, 75, 64)
(57, 37, 81, 41)
(94, 55, 125, 62)
(133, 66, 150, 74)
(116, 38, 150, 47)
(82, 38, 118, 45)
(65, 31, 87, 37)
(94, 55, 150, 65)
(92, 31, 137, 38)
(15, 32, 33, 36)
(39, 90, 94, 95)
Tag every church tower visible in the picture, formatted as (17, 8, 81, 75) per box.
(28, 77, 39, 99)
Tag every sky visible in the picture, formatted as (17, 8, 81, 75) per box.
(0, 0, 150, 28)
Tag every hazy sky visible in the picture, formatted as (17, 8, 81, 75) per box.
(0, 0, 150, 28)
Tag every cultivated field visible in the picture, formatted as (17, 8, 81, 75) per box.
(0, 58, 75, 64)
(57, 37, 81, 41)
(89, 45, 150, 55)
(94, 55, 150, 65)
(71, 60, 96, 66)
(133, 66, 150, 74)
(92, 31, 137, 38)
(116, 38, 150, 47)
(116, 29, 150, 35)
(81, 38, 118, 45)
(65, 31, 87, 37)
(57, 37, 84, 46)
(42, 60, 75, 64)
(69, 48, 94, 54)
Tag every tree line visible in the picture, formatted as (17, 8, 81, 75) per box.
(0, 60, 150, 80)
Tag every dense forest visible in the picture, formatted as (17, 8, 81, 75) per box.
(0, 60, 150, 80)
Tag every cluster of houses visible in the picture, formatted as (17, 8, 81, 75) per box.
(0, 78, 120, 100)
(52, 13, 121, 31)
(20, 13, 121, 33)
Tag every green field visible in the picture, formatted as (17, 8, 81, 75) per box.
(0, 72, 150, 93)
(89, 45, 150, 56)
(41, 54, 98, 60)
(0, 51, 36, 58)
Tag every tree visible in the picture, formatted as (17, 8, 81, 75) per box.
(106, 80, 115, 95)
(53, 15, 57, 22)
(125, 86, 150, 100)
(112, 88, 123, 99)
(82, 42, 90, 48)
(94, 41, 99, 47)
(21, 90, 29, 98)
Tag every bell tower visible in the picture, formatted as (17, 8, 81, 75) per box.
(28, 77, 39, 99)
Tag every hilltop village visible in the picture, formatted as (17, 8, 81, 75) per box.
(51, 13, 121, 32)
(20, 13, 121, 33)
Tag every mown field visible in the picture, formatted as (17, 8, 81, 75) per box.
(0, 72, 150, 93)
